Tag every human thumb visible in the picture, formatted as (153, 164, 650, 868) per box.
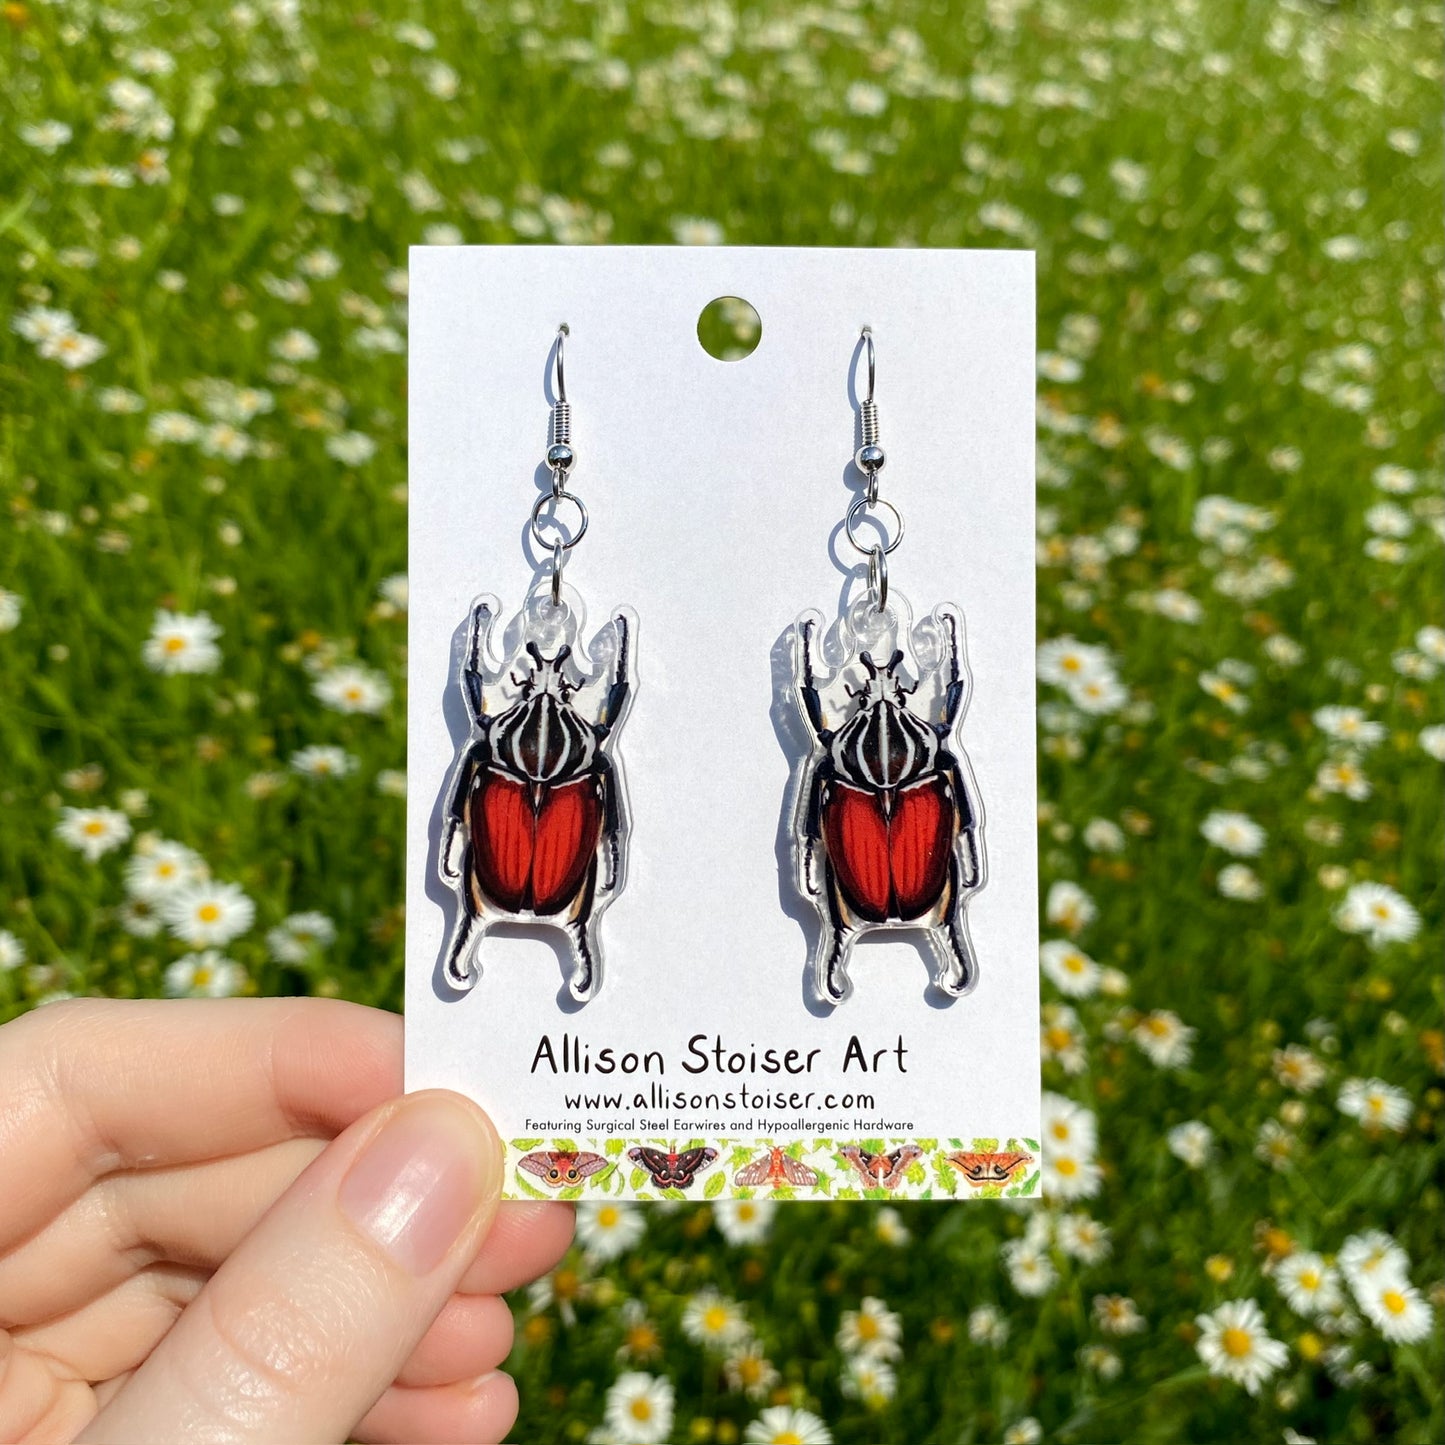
(77, 1090, 504, 1445)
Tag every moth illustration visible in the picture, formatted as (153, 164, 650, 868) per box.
(628, 1145, 719, 1190)
(838, 1144, 922, 1191)
(734, 1146, 820, 1190)
(517, 1149, 612, 1189)
(948, 1149, 1032, 1189)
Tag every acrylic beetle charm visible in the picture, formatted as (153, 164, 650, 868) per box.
(790, 595, 985, 1005)
(440, 594, 635, 1001)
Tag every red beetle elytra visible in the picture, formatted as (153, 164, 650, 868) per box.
(440, 598, 634, 1000)
(792, 604, 985, 1004)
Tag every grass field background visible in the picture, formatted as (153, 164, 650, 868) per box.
(2, 1, 1441, 1441)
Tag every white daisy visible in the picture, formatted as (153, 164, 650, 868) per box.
(1217, 863, 1264, 901)
(1334, 882, 1420, 947)
(1042, 1091, 1098, 1155)
(968, 1304, 1009, 1345)
(164, 949, 246, 998)
(671, 216, 725, 246)
(1272, 1043, 1326, 1092)
(1167, 1121, 1214, 1169)
(142, 610, 222, 675)
(162, 880, 256, 947)
(1195, 1298, 1288, 1395)
(1339, 1230, 1410, 1294)
(1254, 1119, 1296, 1171)
(1042, 1145, 1102, 1201)
(1045, 880, 1097, 934)
(1316, 756, 1370, 800)
(1083, 817, 1125, 853)
(576, 1201, 644, 1263)
(1039, 939, 1101, 997)
(19, 120, 73, 152)
(1093, 1294, 1146, 1335)
(0, 930, 26, 970)
(715, 1198, 777, 1246)
(1337, 1077, 1411, 1133)
(601, 1371, 674, 1445)
(1057, 1212, 1111, 1263)
(1002, 1238, 1058, 1296)
(326, 431, 377, 465)
(55, 806, 132, 861)
(147, 410, 204, 443)
(124, 838, 208, 900)
(1066, 671, 1129, 714)
(1275, 1252, 1343, 1316)
(376, 769, 408, 797)
(1040, 1002, 1087, 1075)
(840, 1355, 897, 1406)
(1312, 706, 1386, 748)
(1357, 1277, 1434, 1343)
(1420, 724, 1445, 760)
(314, 664, 392, 715)
(1036, 635, 1116, 686)
(266, 910, 337, 963)
(874, 1206, 910, 1247)
(12, 305, 76, 343)
(723, 1342, 779, 1401)
(1419, 624, 1445, 662)
(271, 328, 320, 362)
(1002, 1419, 1043, 1445)
(682, 1289, 750, 1351)
(836, 1297, 901, 1360)
(743, 1406, 832, 1445)
(0, 586, 22, 632)
(1200, 809, 1266, 856)
(38, 329, 107, 369)
(378, 572, 409, 609)
(290, 745, 357, 778)
(1132, 1010, 1195, 1068)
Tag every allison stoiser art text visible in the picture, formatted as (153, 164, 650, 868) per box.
(529, 1032, 912, 1076)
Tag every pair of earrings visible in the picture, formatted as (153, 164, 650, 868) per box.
(439, 325, 986, 1007)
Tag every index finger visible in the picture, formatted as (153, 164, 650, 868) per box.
(0, 997, 401, 1246)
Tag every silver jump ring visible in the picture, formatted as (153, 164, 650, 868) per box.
(530, 488, 589, 552)
(846, 495, 903, 557)
(868, 544, 888, 613)
(550, 538, 564, 606)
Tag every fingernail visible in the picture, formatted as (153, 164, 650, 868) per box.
(339, 1094, 501, 1275)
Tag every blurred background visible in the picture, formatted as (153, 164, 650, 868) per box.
(1, 1, 1440, 1441)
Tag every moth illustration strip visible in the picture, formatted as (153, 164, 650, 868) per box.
(504, 1136, 1039, 1201)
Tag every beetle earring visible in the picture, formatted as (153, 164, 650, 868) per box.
(789, 327, 986, 1005)
(439, 324, 636, 1002)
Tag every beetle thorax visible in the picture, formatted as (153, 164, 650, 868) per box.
(494, 655, 596, 783)
(831, 688, 938, 790)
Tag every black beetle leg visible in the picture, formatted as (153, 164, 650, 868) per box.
(927, 852, 978, 997)
(812, 865, 859, 1005)
(595, 612, 632, 738)
(462, 600, 498, 726)
(595, 758, 624, 893)
(444, 847, 489, 991)
(795, 615, 826, 740)
(937, 608, 966, 729)
(565, 861, 602, 1001)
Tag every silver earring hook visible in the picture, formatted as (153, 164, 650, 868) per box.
(860, 325, 875, 405)
(554, 322, 569, 404)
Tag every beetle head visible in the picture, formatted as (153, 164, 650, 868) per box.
(512, 642, 576, 701)
(846, 649, 915, 706)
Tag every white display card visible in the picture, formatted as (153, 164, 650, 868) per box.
(406, 246, 1040, 1201)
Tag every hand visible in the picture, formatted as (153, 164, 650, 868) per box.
(0, 997, 573, 1444)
